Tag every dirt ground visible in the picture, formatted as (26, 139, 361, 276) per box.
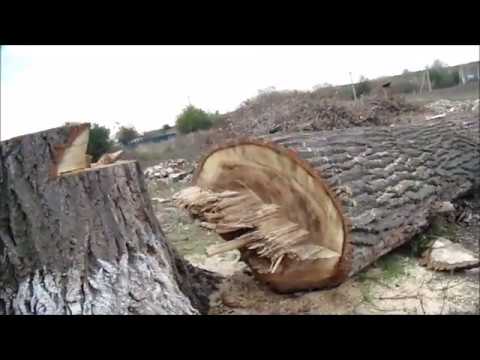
(147, 170, 479, 315)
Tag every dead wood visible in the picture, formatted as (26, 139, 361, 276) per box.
(175, 118, 479, 292)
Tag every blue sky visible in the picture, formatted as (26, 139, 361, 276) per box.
(1, 45, 478, 140)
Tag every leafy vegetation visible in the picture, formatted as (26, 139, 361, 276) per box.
(175, 105, 216, 134)
(87, 123, 114, 162)
(116, 126, 140, 146)
(356, 75, 372, 97)
(376, 254, 406, 282)
(429, 59, 460, 89)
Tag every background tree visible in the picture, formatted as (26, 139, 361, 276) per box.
(356, 75, 372, 97)
(176, 105, 213, 134)
(429, 59, 459, 89)
(162, 124, 172, 131)
(87, 123, 114, 161)
(208, 110, 222, 123)
(116, 126, 140, 146)
(432, 59, 448, 69)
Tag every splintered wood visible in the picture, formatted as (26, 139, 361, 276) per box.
(173, 186, 340, 275)
(91, 150, 124, 168)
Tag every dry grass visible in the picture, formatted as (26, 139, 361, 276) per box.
(129, 129, 225, 168)
(405, 82, 479, 104)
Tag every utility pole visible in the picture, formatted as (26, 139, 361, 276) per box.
(426, 68, 432, 92)
(419, 71, 425, 95)
(459, 65, 466, 85)
(349, 72, 357, 103)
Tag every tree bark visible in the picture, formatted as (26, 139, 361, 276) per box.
(0, 124, 219, 315)
(268, 118, 478, 275)
(176, 118, 479, 292)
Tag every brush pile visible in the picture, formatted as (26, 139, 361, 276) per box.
(219, 92, 422, 137)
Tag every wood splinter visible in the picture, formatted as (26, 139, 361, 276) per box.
(174, 185, 343, 287)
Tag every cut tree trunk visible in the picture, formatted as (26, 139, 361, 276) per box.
(174, 118, 479, 293)
(0, 124, 219, 315)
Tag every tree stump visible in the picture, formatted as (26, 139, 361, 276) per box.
(0, 124, 218, 315)
(174, 118, 479, 293)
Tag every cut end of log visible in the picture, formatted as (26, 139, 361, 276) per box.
(174, 140, 351, 293)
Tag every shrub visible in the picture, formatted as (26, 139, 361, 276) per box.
(116, 126, 140, 146)
(175, 105, 213, 134)
(87, 123, 114, 162)
(356, 76, 372, 97)
(428, 60, 460, 89)
(429, 68, 460, 89)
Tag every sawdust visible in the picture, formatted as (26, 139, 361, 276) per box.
(204, 253, 479, 315)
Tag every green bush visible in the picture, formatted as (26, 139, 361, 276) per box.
(429, 60, 460, 89)
(208, 110, 222, 123)
(116, 126, 140, 145)
(87, 123, 114, 162)
(175, 105, 213, 134)
(429, 68, 460, 89)
(356, 76, 371, 97)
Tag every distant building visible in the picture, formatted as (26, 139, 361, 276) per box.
(461, 61, 480, 82)
(128, 128, 177, 147)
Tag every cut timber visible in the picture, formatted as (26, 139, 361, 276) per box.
(421, 237, 479, 271)
(176, 118, 479, 293)
(0, 124, 219, 314)
(92, 150, 124, 167)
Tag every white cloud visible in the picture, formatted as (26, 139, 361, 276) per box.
(1, 45, 478, 140)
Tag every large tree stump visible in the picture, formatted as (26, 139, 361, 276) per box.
(174, 118, 479, 293)
(0, 124, 218, 315)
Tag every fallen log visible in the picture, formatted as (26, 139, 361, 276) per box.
(174, 118, 479, 293)
(0, 124, 219, 315)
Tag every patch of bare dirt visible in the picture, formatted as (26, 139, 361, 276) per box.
(150, 179, 478, 315)
(206, 253, 478, 315)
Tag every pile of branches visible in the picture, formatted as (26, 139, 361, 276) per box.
(218, 91, 423, 137)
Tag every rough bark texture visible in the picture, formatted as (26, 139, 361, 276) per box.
(267, 118, 479, 276)
(0, 124, 218, 315)
(184, 118, 479, 291)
